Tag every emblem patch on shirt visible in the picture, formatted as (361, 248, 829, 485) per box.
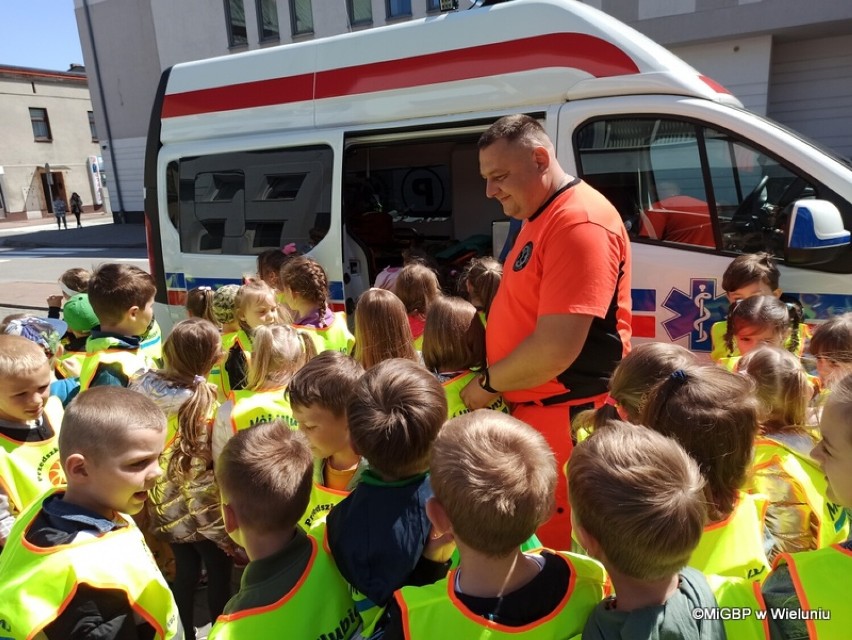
(513, 242, 533, 271)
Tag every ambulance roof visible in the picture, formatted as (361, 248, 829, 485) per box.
(160, 0, 741, 143)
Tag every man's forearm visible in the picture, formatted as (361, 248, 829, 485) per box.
(487, 314, 593, 392)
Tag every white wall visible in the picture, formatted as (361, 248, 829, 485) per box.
(768, 33, 852, 159)
(0, 74, 100, 214)
(671, 35, 773, 115)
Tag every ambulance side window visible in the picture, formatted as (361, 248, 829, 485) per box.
(169, 146, 333, 255)
(576, 117, 818, 258)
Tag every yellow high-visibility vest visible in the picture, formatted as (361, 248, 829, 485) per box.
(772, 544, 852, 639)
(395, 551, 607, 640)
(0, 397, 65, 514)
(689, 491, 771, 582)
(0, 490, 182, 639)
(208, 527, 357, 640)
(749, 436, 849, 548)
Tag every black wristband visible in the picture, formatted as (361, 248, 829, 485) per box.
(479, 368, 499, 394)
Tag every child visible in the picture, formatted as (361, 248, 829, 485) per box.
(185, 285, 218, 325)
(60, 293, 99, 355)
(213, 284, 242, 335)
(422, 296, 508, 418)
(129, 318, 233, 639)
(394, 263, 442, 350)
(761, 373, 852, 640)
(256, 247, 292, 291)
(80, 263, 157, 389)
(0, 386, 181, 638)
(209, 284, 241, 402)
(212, 324, 314, 460)
(642, 365, 771, 581)
(720, 294, 804, 370)
(572, 342, 697, 440)
(740, 346, 848, 560)
(571, 421, 766, 639)
(326, 358, 450, 634)
(287, 351, 366, 529)
(0, 335, 64, 549)
(209, 422, 358, 639)
(46, 266, 91, 320)
(810, 311, 852, 398)
(279, 255, 355, 353)
(2, 316, 80, 406)
(386, 410, 608, 639)
(459, 256, 502, 324)
(711, 251, 782, 361)
(353, 288, 418, 369)
(221, 280, 282, 395)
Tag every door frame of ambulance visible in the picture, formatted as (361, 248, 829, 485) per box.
(155, 130, 346, 330)
(340, 121, 503, 314)
(556, 97, 852, 356)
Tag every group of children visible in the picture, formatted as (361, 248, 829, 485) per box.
(0, 247, 850, 639)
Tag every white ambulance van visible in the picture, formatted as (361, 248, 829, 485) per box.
(144, 0, 852, 354)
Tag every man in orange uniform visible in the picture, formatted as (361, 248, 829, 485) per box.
(461, 114, 632, 547)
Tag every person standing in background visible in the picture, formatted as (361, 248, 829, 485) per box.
(69, 193, 83, 228)
(52, 196, 68, 230)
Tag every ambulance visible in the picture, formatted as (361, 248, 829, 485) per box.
(144, 0, 852, 353)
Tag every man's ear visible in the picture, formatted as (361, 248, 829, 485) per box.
(126, 305, 141, 322)
(425, 496, 453, 536)
(63, 453, 89, 482)
(532, 145, 551, 173)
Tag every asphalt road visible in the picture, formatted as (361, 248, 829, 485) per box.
(0, 217, 147, 312)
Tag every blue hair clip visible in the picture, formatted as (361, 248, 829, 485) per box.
(669, 369, 688, 383)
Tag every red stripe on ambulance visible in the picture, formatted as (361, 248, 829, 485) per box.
(162, 33, 639, 118)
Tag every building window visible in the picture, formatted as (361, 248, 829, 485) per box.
(387, 0, 411, 18)
(29, 108, 52, 141)
(347, 0, 372, 26)
(225, 0, 247, 47)
(289, 0, 313, 35)
(426, 0, 440, 11)
(258, 0, 280, 40)
(88, 111, 98, 141)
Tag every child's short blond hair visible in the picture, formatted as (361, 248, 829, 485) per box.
(347, 358, 446, 479)
(431, 410, 555, 557)
(88, 263, 156, 326)
(569, 421, 707, 580)
(216, 420, 313, 532)
(0, 334, 49, 378)
(59, 387, 166, 465)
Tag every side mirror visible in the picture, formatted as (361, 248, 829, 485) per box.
(784, 199, 850, 265)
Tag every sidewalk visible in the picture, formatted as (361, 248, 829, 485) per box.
(0, 214, 146, 249)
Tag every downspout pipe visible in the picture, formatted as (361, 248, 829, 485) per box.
(83, 0, 125, 222)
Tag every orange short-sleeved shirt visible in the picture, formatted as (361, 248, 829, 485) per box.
(487, 179, 632, 404)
